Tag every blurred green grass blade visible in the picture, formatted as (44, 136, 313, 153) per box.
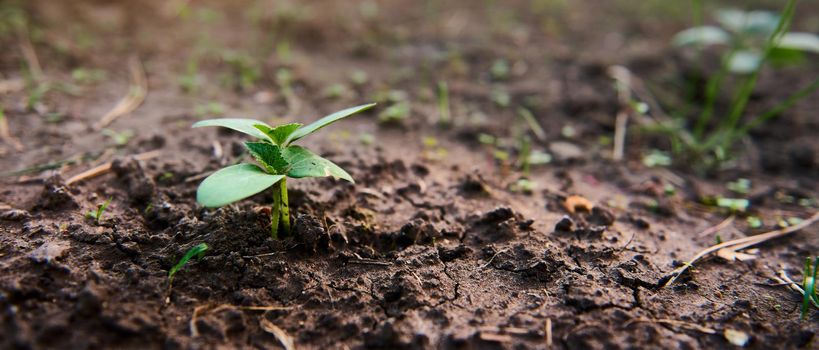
(168, 243, 209, 282)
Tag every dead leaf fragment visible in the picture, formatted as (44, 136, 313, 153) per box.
(260, 319, 295, 350)
(478, 332, 512, 343)
(724, 328, 749, 347)
(564, 195, 594, 214)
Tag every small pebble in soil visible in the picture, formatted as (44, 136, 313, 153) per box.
(587, 207, 615, 226)
(554, 216, 574, 232)
(0, 209, 30, 221)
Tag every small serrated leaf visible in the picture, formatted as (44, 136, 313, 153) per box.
(281, 146, 354, 183)
(255, 123, 303, 145)
(244, 142, 289, 174)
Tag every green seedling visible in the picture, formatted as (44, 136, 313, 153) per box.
(801, 256, 818, 319)
(490, 59, 510, 80)
(716, 197, 749, 212)
(101, 129, 134, 146)
(478, 133, 496, 145)
(71, 68, 107, 85)
(727, 178, 751, 194)
(86, 198, 111, 224)
(491, 88, 510, 107)
(359, 133, 375, 145)
(178, 59, 200, 94)
(437, 81, 451, 125)
(561, 125, 576, 139)
(510, 178, 536, 194)
(518, 108, 546, 141)
(350, 70, 369, 86)
(221, 51, 260, 91)
(193, 103, 375, 238)
(168, 243, 209, 284)
(195, 102, 225, 118)
(746, 216, 763, 228)
(642, 150, 672, 168)
(323, 83, 349, 100)
(378, 101, 410, 123)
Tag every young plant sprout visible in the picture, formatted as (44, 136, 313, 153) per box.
(801, 256, 818, 319)
(193, 103, 375, 238)
(168, 243, 209, 284)
(86, 198, 111, 225)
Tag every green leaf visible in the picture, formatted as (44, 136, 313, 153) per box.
(777, 32, 819, 54)
(672, 26, 730, 47)
(281, 146, 354, 183)
(244, 142, 289, 173)
(285, 103, 376, 145)
(255, 123, 303, 145)
(728, 50, 763, 74)
(717, 9, 779, 36)
(197, 163, 284, 207)
(192, 118, 273, 142)
(168, 243, 209, 282)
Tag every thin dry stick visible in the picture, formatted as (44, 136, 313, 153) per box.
(190, 304, 292, 337)
(0, 113, 23, 151)
(260, 318, 296, 350)
(545, 318, 553, 347)
(18, 31, 43, 80)
(774, 269, 819, 308)
(697, 215, 735, 237)
(613, 111, 629, 161)
(609, 66, 633, 161)
(93, 56, 147, 131)
(0, 78, 25, 94)
(626, 318, 716, 334)
(65, 150, 161, 185)
(664, 212, 819, 287)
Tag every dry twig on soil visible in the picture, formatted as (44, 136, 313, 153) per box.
(65, 150, 161, 185)
(626, 318, 717, 334)
(93, 56, 147, 131)
(697, 215, 735, 237)
(664, 212, 819, 287)
(190, 304, 291, 337)
(260, 318, 295, 350)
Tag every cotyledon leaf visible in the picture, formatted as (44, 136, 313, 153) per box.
(244, 142, 289, 174)
(197, 163, 284, 207)
(193, 118, 273, 142)
(255, 123, 303, 145)
(285, 103, 376, 145)
(280, 146, 354, 183)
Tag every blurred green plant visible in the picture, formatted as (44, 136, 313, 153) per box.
(168, 243, 209, 285)
(657, 0, 819, 168)
(801, 256, 818, 319)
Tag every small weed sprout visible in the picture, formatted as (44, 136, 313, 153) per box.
(168, 243, 209, 284)
(86, 198, 111, 225)
(193, 103, 375, 238)
(801, 257, 818, 319)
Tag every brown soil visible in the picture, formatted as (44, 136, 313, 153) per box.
(1, 1, 818, 349)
